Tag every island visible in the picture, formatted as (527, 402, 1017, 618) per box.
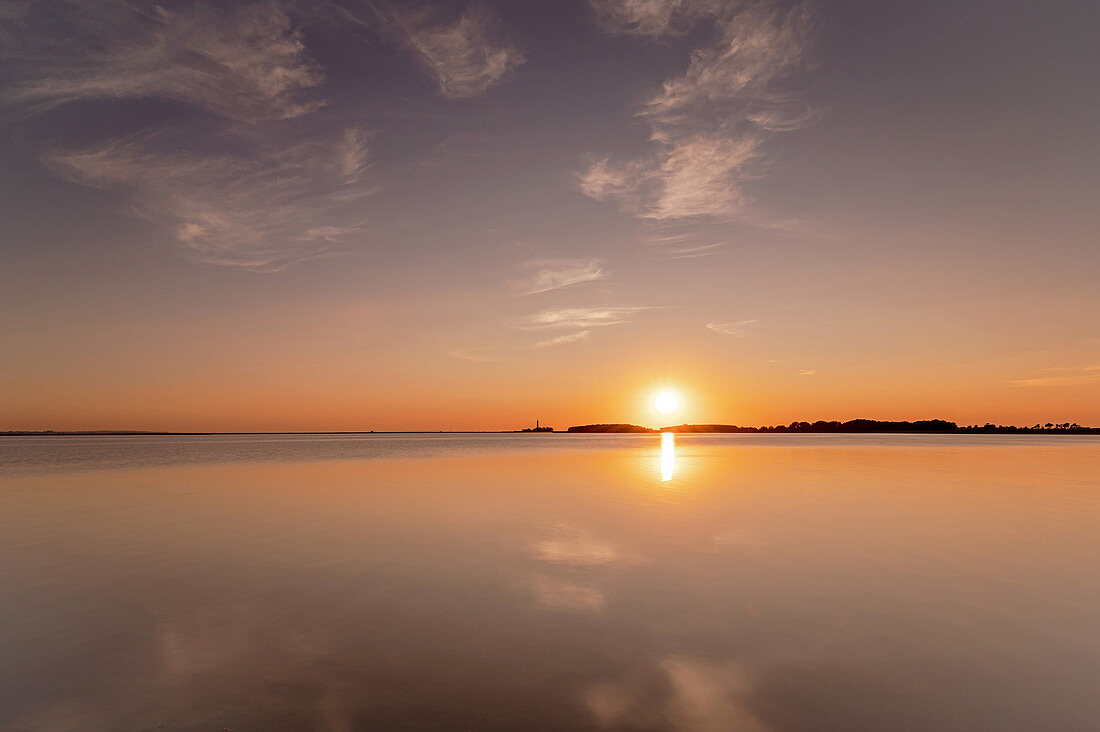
(566, 420, 1099, 434)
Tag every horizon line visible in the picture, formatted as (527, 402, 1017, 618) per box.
(4, 419, 1098, 437)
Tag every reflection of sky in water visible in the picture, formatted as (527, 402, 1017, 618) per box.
(2, 435, 1100, 729)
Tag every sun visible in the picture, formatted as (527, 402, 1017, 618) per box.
(654, 390, 680, 414)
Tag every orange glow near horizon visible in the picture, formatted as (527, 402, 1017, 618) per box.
(1, 320, 1099, 432)
(3, 364, 1100, 433)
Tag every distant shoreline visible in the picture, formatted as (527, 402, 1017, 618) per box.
(566, 420, 1100, 435)
(563, 422, 1095, 433)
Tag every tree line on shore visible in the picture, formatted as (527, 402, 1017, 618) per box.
(566, 420, 1098, 434)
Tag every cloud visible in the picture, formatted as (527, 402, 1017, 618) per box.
(395, 4, 525, 98)
(705, 319, 759, 336)
(578, 134, 763, 220)
(447, 329, 591, 360)
(580, 1, 817, 222)
(333, 127, 372, 181)
(517, 306, 648, 330)
(577, 156, 646, 204)
(1, 2, 324, 122)
(446, 347, 499, 362)
(748, 106, 823, 132)
(44, 127, 373, 271)
(651, 134, 763, 218)
(640, 5, 814, 133)
(1010, 366, 1100, 388)
(514, 258, 606, 295)
(2, 2, 384, 271)
(798, 369, 816, 376)
(659, 241, 730, 258)
(535, 330, 591, 348)
(446, 326, 596, 361)
(646, 225, 731, 257)
(588, 0, 718, 37)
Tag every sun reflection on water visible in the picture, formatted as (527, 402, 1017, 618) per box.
(660, 432, 675, 481)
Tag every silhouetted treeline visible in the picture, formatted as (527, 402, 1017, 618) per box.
(566, 424, 656, 433)
(659, 420, 1099, 434)
(566, 420, 1099, 434)
(955, 422, 1097, 434)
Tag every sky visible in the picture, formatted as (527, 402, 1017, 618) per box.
(1, 0, 1098, 431)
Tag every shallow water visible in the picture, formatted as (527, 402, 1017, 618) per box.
(2, 434, 1099, 731)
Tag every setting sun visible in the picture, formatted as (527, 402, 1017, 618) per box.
(654, 391, 680, 415)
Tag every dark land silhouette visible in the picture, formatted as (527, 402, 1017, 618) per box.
(568, 420, 1099, 434)
(519, 420, 554, 432)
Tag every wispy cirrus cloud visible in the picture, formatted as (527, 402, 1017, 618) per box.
(645, 224, 732, 257)
(392, 4, 525, 98)
(580, 0, 817, 222)
(1, 1, 324, 122)
(588, 0, 717, 37)
(45, 127, 373, 271)
(450, 305, 639, 360)
(513, 258, 606, 295)
(1010, 366, 1100, 388)
(706, 319, 759, 336)
(517, 306, 648, 330)
(0, 1, 389, 271)
(2, 1, 522, 273)
(660, 241, 730, 258)
(447, 328, 592, 360)
(535, 330, 591, 348)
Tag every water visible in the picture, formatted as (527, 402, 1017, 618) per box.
(2, 434, 1099, 731)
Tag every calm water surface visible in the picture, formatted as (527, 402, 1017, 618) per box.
(2, 434, 1099, 730)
